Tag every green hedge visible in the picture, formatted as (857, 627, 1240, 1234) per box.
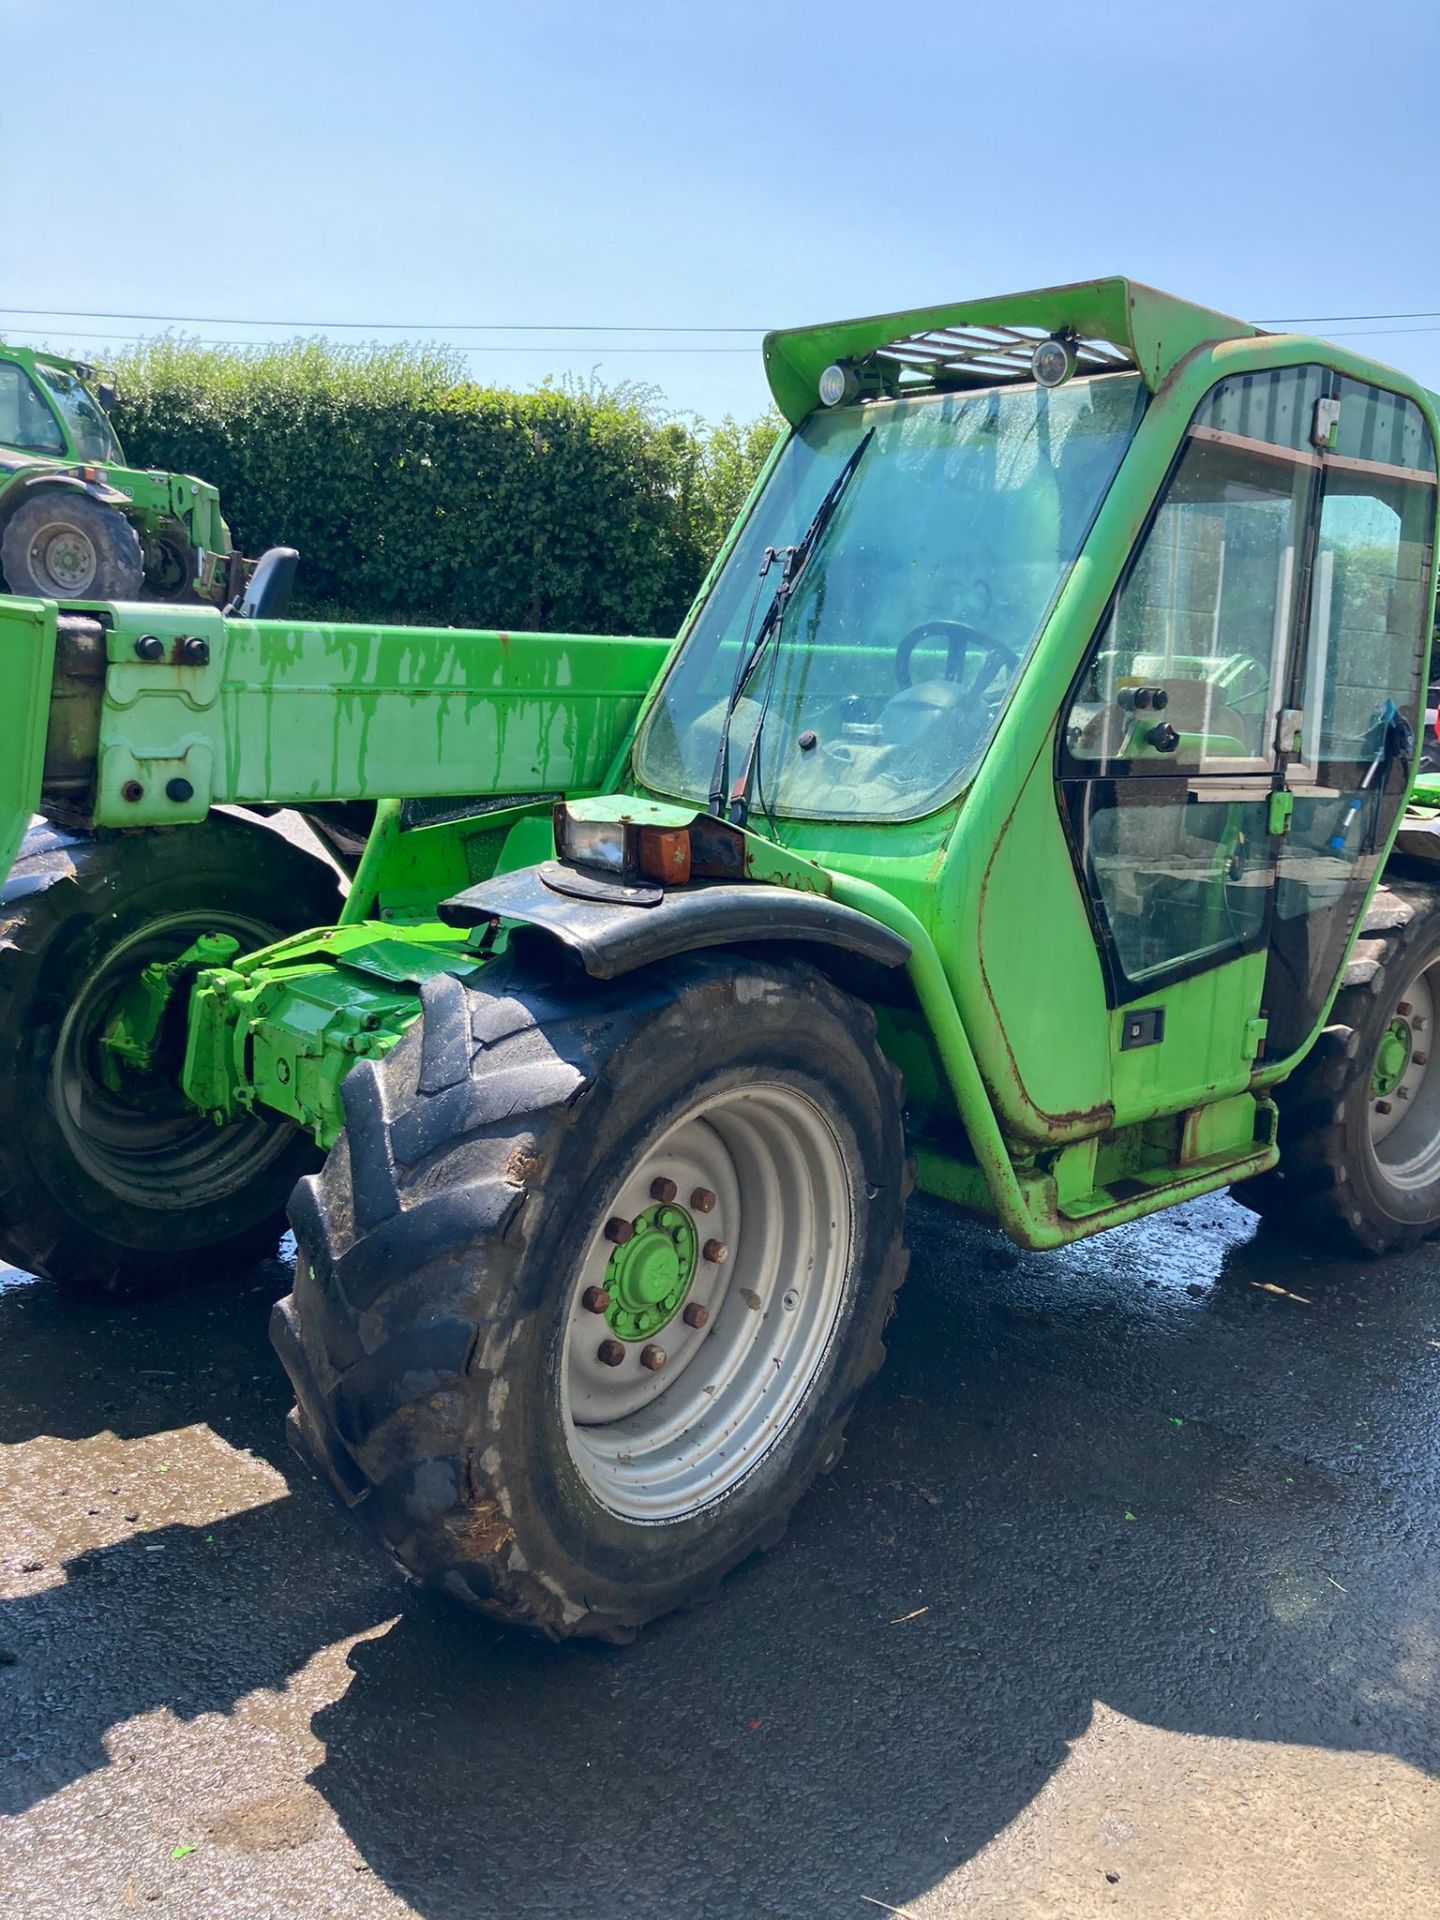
(108, 339, 781, 634)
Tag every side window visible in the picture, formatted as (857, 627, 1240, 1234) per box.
(1298, 382, 1434, 769)
(1267, 382, 1436, 1056)
(1065, 404, 1318, 773)
(0, 363, 65, 455)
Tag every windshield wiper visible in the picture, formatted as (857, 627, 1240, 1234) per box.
(708, 426, 874, 826)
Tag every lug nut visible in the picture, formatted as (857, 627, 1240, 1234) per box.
(1397, 1086, 1411, 1100)
(597, 1339, 625, 1367)
(682, 1302, 709, 1329)
(702, 1239, 728, 1265)
(1375, 1099, 1393, 1115)
(690, 1187, 716, 1213)
(582, 1286, 611, 1314)
(604, 1216, 635, 1245)
(1398, 1000, 1413, 1016)
(650, 1176, 678, 1204)
(640, 1345, 667, 1371)
(1414, 1051, 1429, 1066)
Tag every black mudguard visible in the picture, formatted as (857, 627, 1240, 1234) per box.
(439, 863, 911, 980)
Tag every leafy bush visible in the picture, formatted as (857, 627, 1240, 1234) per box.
(107, 337, 781, 635)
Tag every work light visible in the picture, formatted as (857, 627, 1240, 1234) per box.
(818, 363, 851, 407)
(1031, 333, 1078, 388)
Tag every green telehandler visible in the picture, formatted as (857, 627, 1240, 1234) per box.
(0, 343, 247, 605)
(1, 277, 1437, 1641)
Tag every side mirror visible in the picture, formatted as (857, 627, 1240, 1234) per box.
(96, 382, 118, 413)
(225, 546, 299, 620)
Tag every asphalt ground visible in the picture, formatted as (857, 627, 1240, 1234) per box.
(1, 1188, 1437, 1920)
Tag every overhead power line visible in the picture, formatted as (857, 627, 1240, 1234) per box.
(8, 328, 756, 355)
(0, 305, 769, 334)
(1263, 309, 1440, 324)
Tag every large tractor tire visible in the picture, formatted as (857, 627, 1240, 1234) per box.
(141, 522, 200, 602)
(0, 817, 343, 1297)
(1238, 880, 1440, 1253)
(1, 491, 144, 600)
(274, 952, 911, 1642)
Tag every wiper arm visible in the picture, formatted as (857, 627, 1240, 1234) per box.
(708, 426, 875, 825)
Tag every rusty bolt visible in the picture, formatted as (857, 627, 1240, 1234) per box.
(702, 1238, 728, 1265)
(1414, 1051, 1429, 1067)
(1398, 1000, 1413, 1016)
(597, 1339, 625, 1367)
(120, 779, 144, 803)
(639, 1345, 667, 1372)
(682, 1302, 709, 1329)
(1375, 1099, 1393, 1115)
(650, 1176, 678, 1204)
(690, 1187, 717, 1213)
(604, 1216, 635, 1245)
(582, 1286, 611, 1315)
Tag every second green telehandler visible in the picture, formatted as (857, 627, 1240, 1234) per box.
(0, 277, 1437, 1640)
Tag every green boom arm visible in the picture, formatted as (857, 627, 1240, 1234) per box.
(6, 596, 671, 832)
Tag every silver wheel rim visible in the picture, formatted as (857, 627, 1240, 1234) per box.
(31, 520, 99, 595)
(53, 909, 296, 1209)
(562, 1082, 853, 1523)
(1368, 962, 1440, 1190)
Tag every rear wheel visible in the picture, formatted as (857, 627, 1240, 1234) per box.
(0, 818, 343, 1296)
(142, 523, 199, 602)
(1, 492, 143, 600)
(1238, 881, 1440, 1252)
(275, 952, 911, 1641)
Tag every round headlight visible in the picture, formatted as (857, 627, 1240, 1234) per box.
(818, 363, 850, 407)
(1031, 334, 1078, 389)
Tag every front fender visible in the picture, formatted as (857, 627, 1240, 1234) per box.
(19, 472, 132, 509)
(438, 862, 912, 979)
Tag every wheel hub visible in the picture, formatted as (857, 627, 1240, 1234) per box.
(563, 1084, 854, 1523)
(604, 1203, 697, 1339)
(1373, 1017, 1413, 1098)
(36, 526, 98, 594)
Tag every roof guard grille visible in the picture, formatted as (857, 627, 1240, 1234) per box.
(869, 324, 1134, 388)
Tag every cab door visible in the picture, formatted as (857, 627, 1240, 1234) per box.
(1059, 364, 1437, 1125)
(1058, 367, 1323, 1121)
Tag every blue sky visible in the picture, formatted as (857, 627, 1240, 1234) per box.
(4, 0, 1439, 423)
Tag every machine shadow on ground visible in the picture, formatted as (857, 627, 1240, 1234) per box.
(2, 1194, 1437, 1917)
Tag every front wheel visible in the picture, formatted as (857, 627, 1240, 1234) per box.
(1, 491, 144, 599)
(276, 953, 911, 1641)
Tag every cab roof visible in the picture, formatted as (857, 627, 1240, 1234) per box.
(0, 342, 103, 383)
(762, 276, 1261, 424)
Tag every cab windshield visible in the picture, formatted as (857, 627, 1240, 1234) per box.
(636, 373, 1146, 821)
(33, 363, 120, 462)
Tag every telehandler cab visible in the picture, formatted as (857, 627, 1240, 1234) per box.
(1, 277, 1437, 1640)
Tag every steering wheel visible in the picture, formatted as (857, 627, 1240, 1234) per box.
(894, 618, 1019, 695)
